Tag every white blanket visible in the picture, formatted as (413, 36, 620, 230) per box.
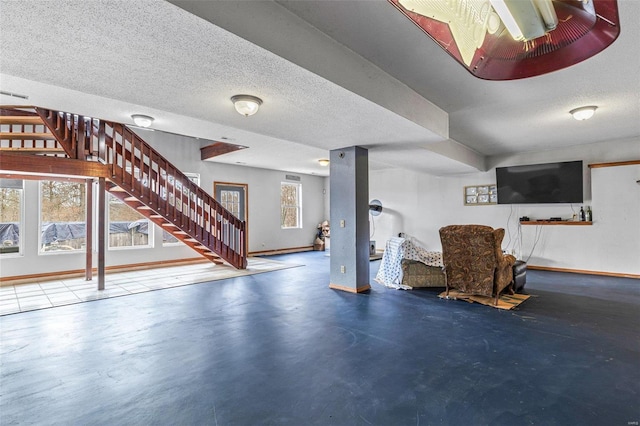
(374, 237, 443, 290)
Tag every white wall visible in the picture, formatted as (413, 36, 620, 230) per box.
(369, 138, 640, 276)
(1, 131, 327, 278)
(145, 131, 327, 252)
(4, 134, 637, 278)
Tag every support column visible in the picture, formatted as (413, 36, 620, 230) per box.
(97, 177, 106, 290)
(85, 178, 93, 281)
(328, 146, 370, 293)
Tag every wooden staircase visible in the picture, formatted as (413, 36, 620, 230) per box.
(0, 108, 66, 155)
(0, 106, 247, 269)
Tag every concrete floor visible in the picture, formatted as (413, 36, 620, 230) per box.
(1, 251, 638, 425)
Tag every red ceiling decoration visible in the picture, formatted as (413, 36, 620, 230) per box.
(388, 0, 620, 80)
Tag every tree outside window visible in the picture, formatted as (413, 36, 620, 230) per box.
(281, 182, 302, 229)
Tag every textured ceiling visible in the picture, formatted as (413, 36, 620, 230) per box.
(1, 0, 639, 178)
(259, 0, 640, 155)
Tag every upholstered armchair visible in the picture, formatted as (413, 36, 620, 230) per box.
(439, 225, 516, 305)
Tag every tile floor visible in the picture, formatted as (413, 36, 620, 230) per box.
(0, 257, 297, 316)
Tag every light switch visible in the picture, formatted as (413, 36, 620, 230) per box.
(340, 220, 345, 227)
(340, 265, 346, 273)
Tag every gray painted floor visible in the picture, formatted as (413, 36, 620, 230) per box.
(1, 252, 638, 425)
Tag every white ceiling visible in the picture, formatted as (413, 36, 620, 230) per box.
(1, 0, 639, 178)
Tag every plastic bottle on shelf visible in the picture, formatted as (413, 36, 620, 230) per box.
(586, 206, 592, 222)
(579, 206, 586, 221)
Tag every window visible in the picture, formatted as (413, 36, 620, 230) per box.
(220, 189, 241, 218)
(163, 172, 200, 246)
(162, 230, 180, 245)
(108, 193, 152, 249)
(0, 178, 23, 255)
(40, 180, 86, 253)
(281, 182, 302, 229)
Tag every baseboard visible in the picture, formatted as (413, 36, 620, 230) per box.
(0, 257, 209, 286)
(329, 283, 371, 293)
(527, 265, 640, 279)
(249, 246, 313, 256)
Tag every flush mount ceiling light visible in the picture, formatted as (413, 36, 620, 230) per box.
(570, 106, 598, 121)
(318, 159, 330, 167)
(131, 114, 154, 128)
(389, 0, 620, 80)
(231, 95, 262, 117)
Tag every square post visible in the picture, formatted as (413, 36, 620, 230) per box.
(328, 146, 370, 293)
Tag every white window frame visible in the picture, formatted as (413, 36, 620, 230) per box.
(0, 178, 24, 257)
(107, 193, 153, 250)
(281, 182, 302, 229)
(38, 180, 87, 255)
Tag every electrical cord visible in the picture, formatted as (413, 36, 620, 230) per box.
(516, 222, 523, 259)
(505, 203, 514, 248)
(369, 214, 376, 239)
(525, 225, 543, 263)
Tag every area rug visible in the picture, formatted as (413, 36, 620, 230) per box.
(438, 290, 530, 310)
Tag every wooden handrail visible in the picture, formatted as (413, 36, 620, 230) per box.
(30, 107, 247, 269)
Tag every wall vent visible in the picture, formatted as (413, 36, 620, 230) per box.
(285, 174, 301, 181)
(0, 90, 29, 100)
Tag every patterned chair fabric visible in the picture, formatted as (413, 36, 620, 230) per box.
(439, 225, 516, 304)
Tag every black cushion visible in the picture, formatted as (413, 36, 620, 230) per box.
(512, 260, 527, 293)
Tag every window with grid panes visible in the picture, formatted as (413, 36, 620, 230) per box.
(280, 182, 301, 229)
(221, 189, 241, 218)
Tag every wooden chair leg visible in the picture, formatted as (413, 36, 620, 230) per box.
(444, 273, 450, 298)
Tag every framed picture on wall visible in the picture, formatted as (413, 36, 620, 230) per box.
(464, 184, 497, 206)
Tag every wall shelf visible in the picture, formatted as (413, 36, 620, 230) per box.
(520, 221, 593, 226)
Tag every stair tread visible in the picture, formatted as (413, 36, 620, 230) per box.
(0, 116, 44, 125)
(0, 147, 65, 153)
(0, 132, 55, 140)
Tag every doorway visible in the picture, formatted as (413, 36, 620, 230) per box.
(214, 181, 248, 222)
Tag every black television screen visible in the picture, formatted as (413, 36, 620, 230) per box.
(496, 161, 583, 204)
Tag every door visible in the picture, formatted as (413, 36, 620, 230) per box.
(214, 182, 248, 250)
(214, 182, 247, 221)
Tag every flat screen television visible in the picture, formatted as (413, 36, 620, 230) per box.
(496, 160, 583, 204)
